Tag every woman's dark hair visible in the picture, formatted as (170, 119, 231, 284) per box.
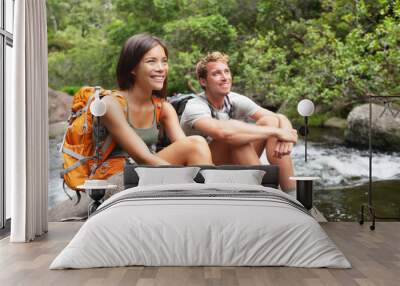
(116, 33, 168, 97)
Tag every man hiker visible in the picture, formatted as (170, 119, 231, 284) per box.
(180, 52, 298, 191)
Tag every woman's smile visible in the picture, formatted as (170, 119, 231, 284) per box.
(150, 74, 166, 82)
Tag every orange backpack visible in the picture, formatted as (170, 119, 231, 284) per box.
(60, 86, 163, 203)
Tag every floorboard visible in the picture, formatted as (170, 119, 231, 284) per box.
(0, 222, 399, 286)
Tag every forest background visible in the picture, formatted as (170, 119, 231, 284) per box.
(46, 0, 400, 122)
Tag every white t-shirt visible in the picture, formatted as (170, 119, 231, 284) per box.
(180, 92, 260, 140)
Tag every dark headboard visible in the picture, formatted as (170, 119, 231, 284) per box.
(124, 164, 280, 189)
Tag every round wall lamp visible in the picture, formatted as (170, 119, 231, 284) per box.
(297, 99, 315, 162)
(297, 99, 315, 117)
(90, 86, 107, 117)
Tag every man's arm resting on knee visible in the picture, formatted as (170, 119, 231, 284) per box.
(277, 114, 294, 129)
(251, 109, 296, 156)
(251, 109, 294, 130)
(193, 118, 295, 146)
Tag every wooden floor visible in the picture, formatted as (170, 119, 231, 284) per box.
(0, 222, 399, 286)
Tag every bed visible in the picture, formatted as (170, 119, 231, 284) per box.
(50, 165, 351, 269)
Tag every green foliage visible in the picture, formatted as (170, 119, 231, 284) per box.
(236, 33, 291, 106)
(164, 14, 238, 53)
(167, 48, 203, 94)
(163, 13, 238, 93)
(47, 0, 400, 117)
(60, 86, 81, 95)
(256, 0, 322, 33)
(48, 36, 117, 89)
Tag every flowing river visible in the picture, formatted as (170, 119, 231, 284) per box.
(49, 127, 400, 221)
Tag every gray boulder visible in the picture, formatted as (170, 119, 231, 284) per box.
(48, 88, 72, 124)
(345, 103, 400, 151)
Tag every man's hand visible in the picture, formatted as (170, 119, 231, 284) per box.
(274, 141, 293, 158)
(275, 128, 298, 143)
(272, 128, 297, 158)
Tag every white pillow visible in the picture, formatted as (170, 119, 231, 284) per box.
(135, 167, 200, 186)
(200, 169, 266, 185)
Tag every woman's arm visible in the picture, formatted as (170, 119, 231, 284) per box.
(160, 101, 186, 143)
(100, 96, 169, 165)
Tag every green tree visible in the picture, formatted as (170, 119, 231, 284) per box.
(46, 0, 400, 117)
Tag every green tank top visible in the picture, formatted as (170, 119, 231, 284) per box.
(110, 99, 160, 155)
(129, 108, 160, 153)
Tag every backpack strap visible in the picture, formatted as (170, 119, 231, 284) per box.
(224, 94, 235, 118)
(61, 180, 82, 205)
(110, 91, 128, 116)
(100, 91, 128, 160)
(151, 96, 163, 129)
(89, 90, 128, 178)
(96, 91, 128, 159)
(199, 93, 234, 119)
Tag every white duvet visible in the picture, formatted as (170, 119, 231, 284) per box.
(50, 183, 351, 269)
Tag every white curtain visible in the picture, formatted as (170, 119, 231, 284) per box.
(7, 0, 48, 242)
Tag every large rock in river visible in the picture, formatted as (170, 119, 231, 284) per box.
(345, 103, 400, 151)
(48, 88, 72, 124)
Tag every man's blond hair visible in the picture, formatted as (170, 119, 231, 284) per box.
(195, 52, 230, 81)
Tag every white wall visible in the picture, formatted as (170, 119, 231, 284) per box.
(5, 43, 13, 219)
